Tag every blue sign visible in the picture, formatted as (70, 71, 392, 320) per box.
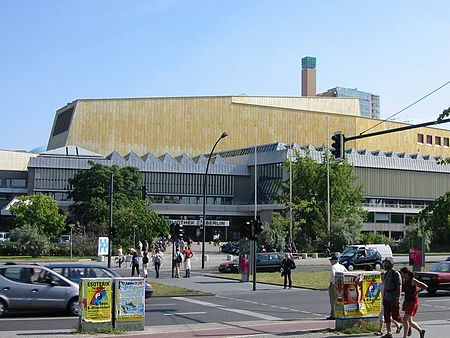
(98, 237, 109, 255)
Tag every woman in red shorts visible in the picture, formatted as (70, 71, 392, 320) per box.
(400, 267, 427, 338)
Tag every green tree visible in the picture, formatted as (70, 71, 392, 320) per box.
(279, 151, 366, 251)
(258, 213, 288, 252)
(10, 224, 50, 257)
(416, 191, 450, 251)
(68, 163, 169, 243)
(10, 195, 66, 237)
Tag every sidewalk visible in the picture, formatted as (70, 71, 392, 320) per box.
(2, 319, 449, 337)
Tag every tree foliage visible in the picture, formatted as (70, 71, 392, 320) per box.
(416, 191, 450, 251)
(10, 195, 66, 237)
(278, 151, 366, 251)
(10, 224, 50, 257)
(258, 213, 288, 252)
(68, 163, 169, 244)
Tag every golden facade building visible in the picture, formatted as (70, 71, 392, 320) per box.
(47, 95, 450, 158)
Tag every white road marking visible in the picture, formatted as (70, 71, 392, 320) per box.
(151, 303, 176, 306)
(425, 299, 450, 303)
(164, 312, 206, 316)
(218, 307, 282, 321)
(173, 296, 282, 320)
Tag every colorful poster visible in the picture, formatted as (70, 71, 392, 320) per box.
(80, 278, 113, 322)
(115, 278, 145, 321)
(335, 272, 381, 318)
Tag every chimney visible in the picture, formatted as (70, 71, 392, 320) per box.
(301, 56, 316, 96)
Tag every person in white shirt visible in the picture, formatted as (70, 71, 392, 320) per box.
(328, 255, 347, 320)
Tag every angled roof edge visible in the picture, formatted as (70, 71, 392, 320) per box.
(40, 145, 103, 158)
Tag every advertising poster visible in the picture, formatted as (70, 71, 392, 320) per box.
(80, 278, 112, 322)
(335, 272, 381, 318)
(115, 278, 145, 321)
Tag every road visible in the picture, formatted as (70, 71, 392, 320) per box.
(1, 272, 449, 333)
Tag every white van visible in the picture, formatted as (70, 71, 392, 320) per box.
(0, 232, 10, 242)
(342, 244, 392, 260)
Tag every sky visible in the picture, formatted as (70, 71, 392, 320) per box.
(1, 0, 449, 151)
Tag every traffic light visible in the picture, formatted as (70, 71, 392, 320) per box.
(240, 221, 252, 239)
(254, 217, 263, 237)
(171, 222, 184, 240)
(331, 131, 345, 159)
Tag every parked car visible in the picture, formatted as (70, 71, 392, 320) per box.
(220, 241, 239, 254)
(338, 246, 383, 271)
(0, 232, 10, 242)
(45, 263, 153, 298)
(415, 260, 450, 296)
(0, 264, 79, 317)
(218, 253, 284, 273)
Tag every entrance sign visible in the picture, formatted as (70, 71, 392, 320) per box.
(169, 219, 230, 227)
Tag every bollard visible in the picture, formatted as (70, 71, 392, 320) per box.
(227, 255, 233, 261)
(204, 254, 209, 262)
(301, 253, 308, 259)
(312, 253, 318, 258)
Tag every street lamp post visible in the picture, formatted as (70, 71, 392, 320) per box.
(202, 132, 228, 269)
(133, 224, 137, 248)
(68, 223, 75, 260)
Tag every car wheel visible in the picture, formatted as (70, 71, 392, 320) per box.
(347, 264, 354, 271)
(0, 300, 8, 318)
(427, 287, 437, 296)
(67, 297, 79, 316)
(374, 263, 382, 271)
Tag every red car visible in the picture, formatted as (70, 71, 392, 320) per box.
(415, 261, 450, 296)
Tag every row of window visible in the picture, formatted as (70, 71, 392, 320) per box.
(364, 198, 432, 209)
(366, 212, 416, 224)
(417, 133, 450, 147)
(0, 178, 26, 189)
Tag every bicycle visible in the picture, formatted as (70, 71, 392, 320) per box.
(115, 255, 129, 269)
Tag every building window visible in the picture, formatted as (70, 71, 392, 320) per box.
(375, 212, 389, 223)
(417, 133, 424, 143)
(390, 213, 404, 224)
(426, 135, 432, 145)
(435, 136, 441, 146)
(444, 137, 449, 147)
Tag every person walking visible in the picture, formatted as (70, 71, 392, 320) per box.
(280, 253, 296, 289)
(380, 257, 403, 338)
(173, 246, 182, 278)
(117, 245, 124, 268)
(328, 255, 347, 320)
(372, 271, 402, 336)
(131, 250, 140, 277)
(153, 249, 163, 278)
(183, 246, 193, 278)
(142, 251, 149, 278)
(400, 267, 427, 338)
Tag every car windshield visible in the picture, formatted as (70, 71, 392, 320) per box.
(430, 262, 450, 272)
(341, 247, 358, 257)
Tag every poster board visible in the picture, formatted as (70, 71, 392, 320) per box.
(79, 278, 113, 324)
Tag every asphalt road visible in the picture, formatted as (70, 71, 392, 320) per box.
(1, 273, 449, 333)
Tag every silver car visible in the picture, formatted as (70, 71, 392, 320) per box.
(0, 264, 79, 317)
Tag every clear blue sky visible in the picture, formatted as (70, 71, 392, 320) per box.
(1, 0, 449, 151)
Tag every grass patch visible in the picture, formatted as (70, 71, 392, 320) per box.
(340, 320, 379, 334)
(214, 270, 329, 289)
(152, 282, 211, 297)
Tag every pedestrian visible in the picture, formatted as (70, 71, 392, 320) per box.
(117, 245, 124, 268)
(173, 246, 182, 278)
(131, 250, 140, 277)
(138, 240, 143, 252)
(372, 271, 402, 336)
(328, 255, 347, 320)
(380, 257, 403, 338)
(142, 251, 149, 278)
(144, 239, 149, 252)
(153, 249, 163, 278)
(400, 267, 427, 338)
(280, 253, 296, 289)
(183, 246, 193, 278)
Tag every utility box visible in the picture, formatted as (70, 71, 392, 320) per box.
(79, 278, 113, 333)
(335, 272, 381, 330)
(114, 277, 145, 331)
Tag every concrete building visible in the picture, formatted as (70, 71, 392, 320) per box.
(2, 144, 448, 240)
(320, 87, 380, 119)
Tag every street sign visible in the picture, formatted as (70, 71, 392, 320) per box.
(98, 237, 109, 256)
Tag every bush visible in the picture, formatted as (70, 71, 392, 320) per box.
(72, 234, 97, 257)
(0, 241, 21, 256)
(10, 224, 50, 257)
(48, 243, 70, 256)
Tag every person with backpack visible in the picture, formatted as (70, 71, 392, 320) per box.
(173, 246, 182, 278)
(153, 249, 163, 278)
(381, 257, 403, 338)
(280, 253, 296, 289)
(131, 250, 140, 277)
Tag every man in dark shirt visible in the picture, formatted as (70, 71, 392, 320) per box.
(382, 257, 403, 338)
